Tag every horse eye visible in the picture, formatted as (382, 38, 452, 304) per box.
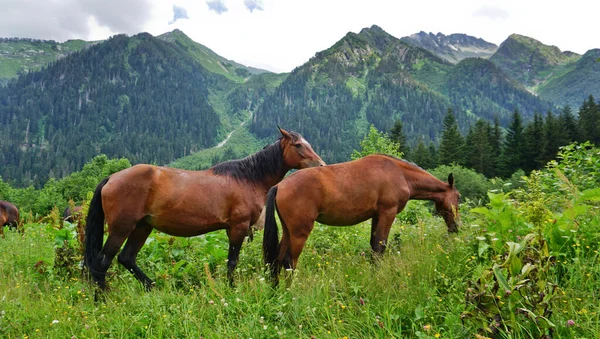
(293, 144, 302, 148)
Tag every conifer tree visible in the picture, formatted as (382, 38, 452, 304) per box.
(542, 110, 560, 164)
(486, 116, 502, 177)
(465, 120, 494, 177)
(438, 108, 465, 166)
(522, 112, 545, 172)
(578, 95, 600, 144)
(410, 137, 436, 169)
(388, 119, 409, 156)
(500, 109, 525, 177)
(559, 105, 578, 145)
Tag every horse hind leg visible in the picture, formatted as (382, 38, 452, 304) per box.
(89, 232, 129, 290)
(117, 220, 154, 291)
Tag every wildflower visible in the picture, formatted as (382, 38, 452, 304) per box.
(567, 319, 575, 327)
(423, 324, 431, 331)
(209, 300, 214, 305)
(434, 333, 441, 338)
(51, 319, 59, 325)
(359, 297, 365, 305)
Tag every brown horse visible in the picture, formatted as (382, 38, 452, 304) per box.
(0, 200, 19, 235)
(263, 154, 460, 284)
(63, 205, 83, 223)
(85, 128, 325, 290)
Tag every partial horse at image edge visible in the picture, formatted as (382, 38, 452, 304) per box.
(84, 127, 324, 290)
(262, 154, 461, 285)
(0, 200, 19, 235)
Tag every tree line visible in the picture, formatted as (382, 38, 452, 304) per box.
(394, 95, 599, 179)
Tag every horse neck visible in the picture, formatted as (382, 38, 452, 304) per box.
(403, 168, 447, 203)
(236, 141, 289, 191)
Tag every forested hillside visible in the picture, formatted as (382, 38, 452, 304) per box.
(1, 27, 598, 186)
(251, 26, 553, 163)
(0, 33, 225, 186)
(538, 49, 600, 108)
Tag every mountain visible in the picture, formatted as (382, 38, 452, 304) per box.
(537, 49, 600, 108)
(158, 29, 269, 83)
(489, 34, 581, 88)
(250, 25, 551, 163)
(0, 33, 227, 186)
(0, 38, 93, 85)
(445, 58, 553, 124)
(401, 31, 498, 63)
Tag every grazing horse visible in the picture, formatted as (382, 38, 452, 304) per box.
(263, 154, 460, 284)
(0, 200, 19, 235)
(63, 205, 83, 223)
(85, 128, 325, 290)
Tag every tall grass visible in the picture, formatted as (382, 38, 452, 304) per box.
(0, 198, 598, 338)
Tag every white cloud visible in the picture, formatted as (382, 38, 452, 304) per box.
(472, 6, 509, 20)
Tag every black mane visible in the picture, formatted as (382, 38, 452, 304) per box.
(211, 132, 301, 183)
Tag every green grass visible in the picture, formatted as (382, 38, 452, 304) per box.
(1, 197, 598, 338)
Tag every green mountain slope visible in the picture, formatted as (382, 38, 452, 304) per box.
(158, 29, 270, 83)
(250, 26, 553, 163)
(537, 49, 600, 108)
(401, 32, 498, 63)
(489, 34, 580, 88)
(0, 38, 92, 85)
(0, 33, 224, 186)
(446, 58, 553, 124)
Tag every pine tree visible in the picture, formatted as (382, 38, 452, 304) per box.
(578, 95, 600, 144)
(465, 120, 494, 177)
(438, 108, 465, 166)
(500, 109, 525, 177)
(542, 110, 560, 164)
(522, 112, 545, 172)
(486, 116, 502, 177)
(409, 137, 436, 169)
(559, 105, 578, 144)
(388, 119, 409, 156)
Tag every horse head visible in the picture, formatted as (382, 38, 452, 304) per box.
(278, 127, 325, 169)
(434, 173, 461, 233)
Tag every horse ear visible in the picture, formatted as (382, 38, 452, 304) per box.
(448, 173, 454, 187)
(278, 126, 292, 140)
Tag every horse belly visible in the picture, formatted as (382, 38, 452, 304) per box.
(147, 201, 229, 237)
(316, 209, 374, 226)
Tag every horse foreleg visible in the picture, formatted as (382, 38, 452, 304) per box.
(226, 223, 249, 287)
(117, 222, 154, 291)
(369, 208, 398, 255)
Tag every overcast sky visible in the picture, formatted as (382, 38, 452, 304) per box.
(0, 0, 597, 72)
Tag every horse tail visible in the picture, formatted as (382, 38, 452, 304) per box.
(263, 185, 280, 277)
(84, 177, 109, 271)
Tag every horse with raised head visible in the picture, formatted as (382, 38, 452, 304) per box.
(85, 127, 325, 290)
(263, 154, 460, 285)
(0, 200, 19, 235)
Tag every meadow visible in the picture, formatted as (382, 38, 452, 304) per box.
(1, 143, 599, 338)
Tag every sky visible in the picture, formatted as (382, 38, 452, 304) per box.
(0, 0, 597, 73)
